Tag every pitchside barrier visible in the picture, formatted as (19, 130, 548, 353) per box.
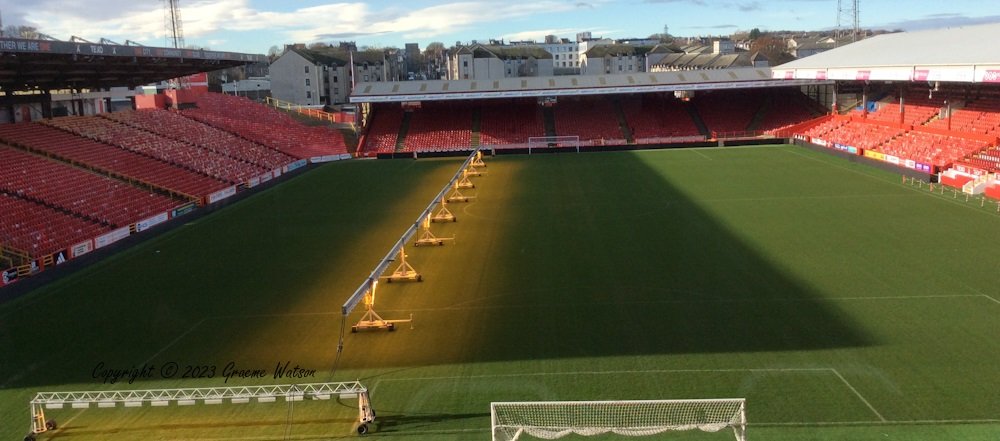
(340, 147, 486, 331)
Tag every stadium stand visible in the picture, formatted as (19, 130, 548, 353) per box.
(0, 146, 182, 228)
(865, 92, 943, 126)
(402, 102, 473, 152)
(183, 93, 348, 159)
(479, 99, 546, 148)
(551, 97, 625, 143)
(619, 95, 702, 142)
(881, 131, 992, 167)
(805, 119, 904, 150)
(102, 110, 297, 170)
(363, 106, 404, 154)
(0, 192, 111, 258)
(927, 96, 1000, 135)
(44, 116, 266, 184)
(0, 123, 229, 199)
(757, 90, 821, 133)
(694, 90, 765, 136)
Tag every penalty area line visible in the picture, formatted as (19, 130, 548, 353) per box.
(830, 368, 886, 422)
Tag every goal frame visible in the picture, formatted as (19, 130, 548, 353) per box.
(490, 398, 746, 441)
(527, 136, 581, 154)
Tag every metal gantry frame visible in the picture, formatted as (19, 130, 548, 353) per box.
(341, 147, 486, 320)
(29, 381, 373, 438)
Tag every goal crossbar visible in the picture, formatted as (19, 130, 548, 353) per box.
(491, 398, 746, 441)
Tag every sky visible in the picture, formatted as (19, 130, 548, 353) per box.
(2, 0, 1000, 54)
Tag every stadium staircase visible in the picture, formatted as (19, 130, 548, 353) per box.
(745, 95, 771, 132)
(683, 101, 711, 138)
(542, 107, 557, 138)
(612, 99, 634, 144)
(471, 108, 482, 148)
(395, 112, 412, 153)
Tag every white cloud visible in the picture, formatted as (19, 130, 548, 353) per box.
(11, 0, 578, 47)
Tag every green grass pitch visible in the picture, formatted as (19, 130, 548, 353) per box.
(1, 145, 998, 440)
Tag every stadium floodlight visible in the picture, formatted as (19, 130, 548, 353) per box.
(491, 399, 747, 441)
(431, 196, 456, 222)
(352, 280, 412, 332)
(27, 382, 373, 439)
(381, 246, 422, 283)
(415, 213, 454, 246)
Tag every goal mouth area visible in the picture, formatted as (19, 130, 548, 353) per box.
(490, 399, 746, 441)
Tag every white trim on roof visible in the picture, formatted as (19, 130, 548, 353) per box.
(350, 67, 830, 103)
(773, 23, 1000, 84)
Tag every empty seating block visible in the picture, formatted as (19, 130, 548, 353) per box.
(0, 193, 111, 258)
(363, 106, 404, 154)
(44, 116, 266, 184)
(479, 100, 545, 148)
(552, 97, 623, 142)
(403, 102, 473, 152)
(0, 146, 182, 227)
(103, 110, 297, 170)
(694, 90, 765, 135)
(184, 93, 348, 159)
(0, 123, 229, 198)
(621, 95, 701, 140)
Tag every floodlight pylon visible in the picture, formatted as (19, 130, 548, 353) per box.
(381, 247, 422, 282)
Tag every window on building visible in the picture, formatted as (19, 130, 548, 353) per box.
(306, 91, 312, 99)
(304, 66, 310, 74)
(305, 78, 311, 86)
(463, 60, 468, 67)
(364, 75, 369, 81)
(333, 76, 338, 83)
(618, 65, 623, 72)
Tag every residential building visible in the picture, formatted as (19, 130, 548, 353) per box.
(447, 45, 553, 80)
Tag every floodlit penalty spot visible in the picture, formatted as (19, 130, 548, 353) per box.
(415, 213, 454, 246)
(352, 280, 412, 332)
(431, 196, 456, 222)
(381, 246, 422, 283)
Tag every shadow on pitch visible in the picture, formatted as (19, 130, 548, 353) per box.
(338, 149, 877, 369)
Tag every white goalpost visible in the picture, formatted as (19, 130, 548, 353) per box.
(527, 136, 581, 154)
(491, 399, 746, 441)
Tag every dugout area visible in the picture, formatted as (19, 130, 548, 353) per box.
(1, 146, 999, 440)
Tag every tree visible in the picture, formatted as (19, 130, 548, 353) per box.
(423, 42, 445, 58)
(3, 25, 43, 39)
(749, 28, 762, 40)
(267, 45, 281, 62)
(750, 36, 795, 66)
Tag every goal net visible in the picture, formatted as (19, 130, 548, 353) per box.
(491, 399, 746, 441)
(527, 136, 580, 153)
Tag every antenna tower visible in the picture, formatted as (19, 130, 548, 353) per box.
(164, 0, 185, 49)
(837, 0, 860, 41)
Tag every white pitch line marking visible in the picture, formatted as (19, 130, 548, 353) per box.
(372, 367, 833, 383)
(831, 368, 887, 422)
(692, 149, 713, 161)
(142, 317, 207, 366)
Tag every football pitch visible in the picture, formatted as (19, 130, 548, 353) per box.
(1, 144, 998, 441)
